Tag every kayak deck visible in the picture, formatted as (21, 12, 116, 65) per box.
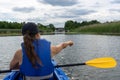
(52, 60, 69, 80)
(54, 67, 69, 80)
(3, 60, 70, 80)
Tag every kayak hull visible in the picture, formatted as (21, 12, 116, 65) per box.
(3, 60, 69, 80)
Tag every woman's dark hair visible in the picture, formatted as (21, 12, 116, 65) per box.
(22, 22, 42, 67)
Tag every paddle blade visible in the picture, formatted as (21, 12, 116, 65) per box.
(85, 57, 117, 68)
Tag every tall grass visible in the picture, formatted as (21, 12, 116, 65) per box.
(74, 21, 120, 34)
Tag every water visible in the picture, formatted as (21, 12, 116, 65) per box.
(0, 34, 120, 80)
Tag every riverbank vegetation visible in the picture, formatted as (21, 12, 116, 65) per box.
(79, 21, 120, 35)
(65, 20, 120, 35)
(0, 20, 120, 36)
(0, 21, 55, 36)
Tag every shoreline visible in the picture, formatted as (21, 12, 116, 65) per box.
(0, 32, 120, 36)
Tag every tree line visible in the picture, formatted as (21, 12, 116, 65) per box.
(0, 21, 55, 32)
(0, 20, 103, 32)
(64, 20, 100, 31)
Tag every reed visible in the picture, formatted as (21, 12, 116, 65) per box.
(74, 21, 120, 35)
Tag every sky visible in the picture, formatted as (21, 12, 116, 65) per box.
(0, 0, 120, 27)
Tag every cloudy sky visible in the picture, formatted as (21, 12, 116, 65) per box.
(0, 0, 120, 27)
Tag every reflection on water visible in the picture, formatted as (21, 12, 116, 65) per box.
(0, 34, 120, 80)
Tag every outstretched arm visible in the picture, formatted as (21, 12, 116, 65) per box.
(51, 41, 73, 57)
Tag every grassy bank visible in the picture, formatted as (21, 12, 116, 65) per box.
(72, 21, 120, 35)
(0, 33, 22, 36)
(0, 32, 55, 36)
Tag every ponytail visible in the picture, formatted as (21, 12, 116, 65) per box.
(23, 33, 42, 67)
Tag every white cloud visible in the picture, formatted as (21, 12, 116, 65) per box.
(0, 0, 120, 27)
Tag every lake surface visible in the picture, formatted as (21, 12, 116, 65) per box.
(0, 34, 120, 80)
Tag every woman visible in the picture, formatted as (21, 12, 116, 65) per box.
(10, 22, 73, 80)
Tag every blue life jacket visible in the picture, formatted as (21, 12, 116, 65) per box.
(20, 39, 54, 77)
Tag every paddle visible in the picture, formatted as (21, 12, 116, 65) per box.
(0, 70, 18, 73)
(0, 57, 117, 73)
(55, 57, 117, 68)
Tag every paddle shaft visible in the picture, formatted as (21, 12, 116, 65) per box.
(0, 70, 11, 73)
(55, 63, 85, 68)
(0, 63, 85, 73)
(0, 70, 19, 73)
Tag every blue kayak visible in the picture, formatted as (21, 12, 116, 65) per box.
(3, 60, 70, 80)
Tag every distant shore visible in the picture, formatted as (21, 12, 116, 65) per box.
(0, 32, 120, 36)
